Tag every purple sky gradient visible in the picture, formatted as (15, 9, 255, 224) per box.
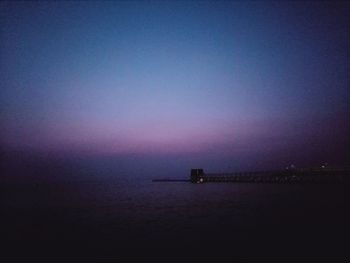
(1, 1, 349, 169)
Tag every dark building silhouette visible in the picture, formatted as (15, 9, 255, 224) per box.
(190, 169, 204, 183)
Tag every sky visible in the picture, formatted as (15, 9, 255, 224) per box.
(1, 1, 349, 171)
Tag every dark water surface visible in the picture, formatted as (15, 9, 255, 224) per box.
(1, 158, 349, 261)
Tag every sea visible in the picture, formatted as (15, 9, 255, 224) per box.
(1, 153, 349, 261)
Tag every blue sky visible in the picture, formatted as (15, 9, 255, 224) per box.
(1, 1, 349, 169)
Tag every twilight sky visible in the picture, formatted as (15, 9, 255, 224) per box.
(1, 1, 349, 170)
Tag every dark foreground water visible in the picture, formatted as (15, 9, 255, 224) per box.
(1, 156, 350, 262)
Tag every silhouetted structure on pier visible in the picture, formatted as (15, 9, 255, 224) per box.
(191, 168, 204, 183)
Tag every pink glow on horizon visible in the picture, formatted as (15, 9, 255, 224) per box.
(2, 115, 290, 156)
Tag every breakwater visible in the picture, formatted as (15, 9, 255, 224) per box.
(190, 167, 350, 184)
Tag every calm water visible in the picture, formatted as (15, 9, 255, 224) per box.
(1, 157, 349, 261)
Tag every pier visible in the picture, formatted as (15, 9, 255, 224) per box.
(190, 167, 350, 184)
